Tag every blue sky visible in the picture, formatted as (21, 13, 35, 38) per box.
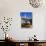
(20, 12, 32, 19)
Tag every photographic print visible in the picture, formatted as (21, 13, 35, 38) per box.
(20, 12, 32, 28)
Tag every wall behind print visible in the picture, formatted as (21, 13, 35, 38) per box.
(0, 0, 46, 40)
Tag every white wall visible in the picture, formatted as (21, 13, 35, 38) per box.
(44, 15, 46, 40)
(0, 0, 46, 40)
